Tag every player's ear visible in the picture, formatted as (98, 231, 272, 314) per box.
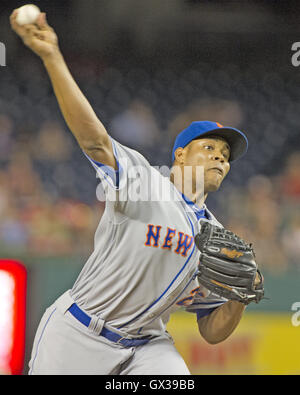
(174, 147, 185, 165)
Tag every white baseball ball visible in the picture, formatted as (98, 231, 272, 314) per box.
(16, 4, 41, 26)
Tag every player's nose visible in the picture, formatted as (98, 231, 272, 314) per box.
(212, 151, 226, 163)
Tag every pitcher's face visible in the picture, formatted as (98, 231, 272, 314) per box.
(179, 136, 231, 194)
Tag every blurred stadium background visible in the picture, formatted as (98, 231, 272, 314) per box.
(0, 0, 300, 374)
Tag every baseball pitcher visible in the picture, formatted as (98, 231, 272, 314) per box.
(10, 10, 264, 375)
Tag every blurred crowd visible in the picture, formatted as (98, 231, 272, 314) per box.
(0, 57, 299, 273)
(221, 155, 300, 273)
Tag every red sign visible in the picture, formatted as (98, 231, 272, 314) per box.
(0, 260, 27, 375)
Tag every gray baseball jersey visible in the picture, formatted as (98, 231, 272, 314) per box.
(70, 138, 227, 337)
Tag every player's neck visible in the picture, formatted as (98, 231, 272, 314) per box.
(182, 190, 208, 207)
(169, 172, 207, 207)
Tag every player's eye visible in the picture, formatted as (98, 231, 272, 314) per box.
(204, 145, 214, 151)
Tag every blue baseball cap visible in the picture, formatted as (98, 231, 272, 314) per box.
(172, 121, 248, 162)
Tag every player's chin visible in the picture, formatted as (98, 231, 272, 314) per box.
(205, 178, 224, 193)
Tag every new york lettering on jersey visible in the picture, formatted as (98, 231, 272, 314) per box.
(144, 225, 194, 257)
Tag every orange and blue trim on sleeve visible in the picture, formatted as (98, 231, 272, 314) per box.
(82, 139, 122, 189)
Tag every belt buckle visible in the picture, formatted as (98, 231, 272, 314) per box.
(116, 335, 127, 345)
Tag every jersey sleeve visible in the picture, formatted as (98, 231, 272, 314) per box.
(185, 290, 228, 320)
(83, 137, 152, 204)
